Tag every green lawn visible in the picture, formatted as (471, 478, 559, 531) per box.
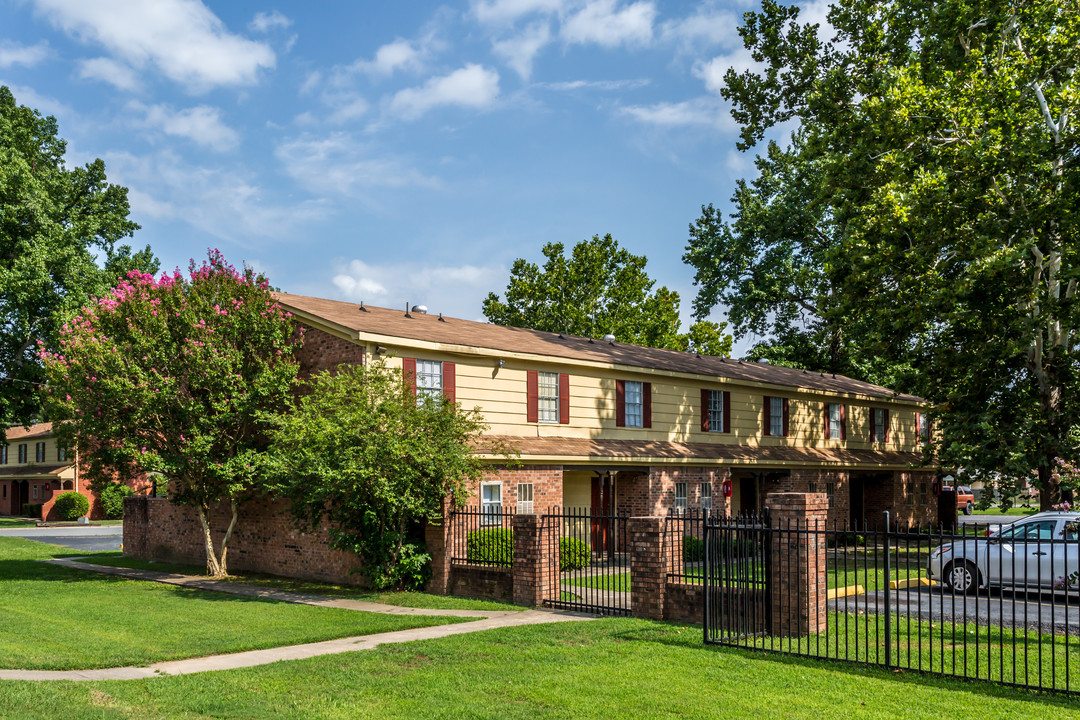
(0, 517, 37, 528)
(0, 538, 464, 671)
(1, 618, 1076, 719)
(978, 507, 1039, 517)
(82, 552, 524, 612)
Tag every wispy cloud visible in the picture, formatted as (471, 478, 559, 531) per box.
(492, 21, 551, 80)
(620, 96, 729, 127)
(471, 0, 565, 26)
(129, 102, 240, 151)
(389, 64, 500, 120)
(561, 0, 656, 48)
(0, 40, 51, 68)
(249, 10, 292, 33)
(537, 78, 649, 91)
(275, 133, 439, 196)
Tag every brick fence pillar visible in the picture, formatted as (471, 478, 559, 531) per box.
(425, 495, 454, 595)
(122, 494, 150, 557)
(512, 513, 554, 608)
(629, 516, 666, 620)
(766, 492, 827, 637)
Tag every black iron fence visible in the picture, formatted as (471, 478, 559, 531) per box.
(704, 510, 1080, 695)
(543, 507, 630, 616)
(448, 506, 515, 567)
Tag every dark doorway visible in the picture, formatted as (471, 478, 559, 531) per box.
(850, 477, 865, 528)
(16, 481, 29, 515)
(739, 476, 757, 515)
(590, 473, 614, 552)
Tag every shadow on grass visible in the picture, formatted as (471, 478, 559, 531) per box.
(607, 621, 1080, 709)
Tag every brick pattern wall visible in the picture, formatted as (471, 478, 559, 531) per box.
(464, 465, 563, 512)
(511, 514, 554, 607)
(782, 469, 850, 525)
(295, 326, 366, 376)
(629, 516, 666, 620)
(447, 565, 513, 602)
(767, 492, 827, 636)
(620, 467, 732, 518)
(889, 470, 936, 527)
(123, 495, 365, 585)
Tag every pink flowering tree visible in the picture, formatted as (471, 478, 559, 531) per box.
(41, 251, 301, 577)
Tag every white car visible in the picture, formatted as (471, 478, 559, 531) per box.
(927, 511, 1080, 594)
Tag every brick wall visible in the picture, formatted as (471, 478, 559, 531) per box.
(123, 495, 365, 585)
(447, 565, 513, 603)
(785, 469, 850, 525)
(295, 326, 366, 376)
(464, 465, 563, 512)
(620, 467, 731, 518)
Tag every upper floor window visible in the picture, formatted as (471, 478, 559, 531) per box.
(763, 396, 789, 437)
(616, 379, 651, 428)
(702, 389, 729, 433)
(415, 360, 442, 404)
(826, 403, 846, 440)
(0, 445, 6, 465)
(35, 442, 45, 463)
(538, 372, 559, 423)
(918, 412, 930, 441)
(57, 446, 66, 462)
(18, 444, 27, 464)
(870, 407, 890, 443)
(674, 482, 687, 514)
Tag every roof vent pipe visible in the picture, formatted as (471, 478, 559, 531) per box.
(602, 334, 616, 344)
(411, 304, 428, 314)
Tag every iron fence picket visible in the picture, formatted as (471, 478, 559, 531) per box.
(540, 507, 630, 617)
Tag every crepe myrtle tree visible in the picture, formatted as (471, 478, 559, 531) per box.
(41, 251, 301, 577)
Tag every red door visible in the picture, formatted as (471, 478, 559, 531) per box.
(590, 474, 613, 552)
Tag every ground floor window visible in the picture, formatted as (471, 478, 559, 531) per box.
(700, 482, 712, 511)
(674, 482, 687, 514)
(481, 482, 502, 524)
(517, 483, 534, 514)
(32, 484, 38, 500)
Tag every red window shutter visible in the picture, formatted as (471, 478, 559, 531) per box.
(884, 408, 890, 442)
(643, 382, 652, 428)
(442, 362, 455, 402)
(782, 398, 790, 437)
(701, 389, 710, 432)
(763, 396, 771, 436)
(723, 391, 731, 433)
(615, 380, 626, 427)
(558, 373, 570, 424)
(402, 358, 417, 397)
(840, 404, 847, 440)
(824, 403, 831, 440)
(526, 371, 539, 423)
(870, 408, 877, 442)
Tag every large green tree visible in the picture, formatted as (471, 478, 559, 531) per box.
(0, 85, 156, 433)
(42, 252, 301, 576)
(485, 234, 732, 356)
(265, 360, 494, 590)
(699, 0, 1080, 507)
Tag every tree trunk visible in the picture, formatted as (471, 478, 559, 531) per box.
(1039, 461, 1061, 512)
(196, 502, 237, 579)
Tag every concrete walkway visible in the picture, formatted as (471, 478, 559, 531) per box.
(0, 559, 592, 682)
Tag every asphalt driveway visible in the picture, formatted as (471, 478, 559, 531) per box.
(0, 525, 122, 552)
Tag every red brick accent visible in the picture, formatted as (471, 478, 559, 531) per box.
(511, 513, 554, 607)
(123, 495, 365, 585)
(424, 495, 454, 595)
(767, 492, 828, 636)
(448, 565, 512, 603)
(629, 516, 667, 620)
(294, 326, 365, 377)
(619, 467, 732, 518)
(464, 465, 563, 512)
(664, 582, 705, 624)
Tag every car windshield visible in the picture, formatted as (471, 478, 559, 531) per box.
(999, 520, 1057, 541)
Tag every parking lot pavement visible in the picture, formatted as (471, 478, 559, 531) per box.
(829, 584, 1080, 635)
(0, 525, 122, 552)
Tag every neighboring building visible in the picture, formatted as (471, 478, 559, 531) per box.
(0, 423, 148, 521)
(278, 293, 938, 528)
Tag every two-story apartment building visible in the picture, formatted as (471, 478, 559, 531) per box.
(278, 293, 937, 528)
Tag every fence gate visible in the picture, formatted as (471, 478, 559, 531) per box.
(543, 508, 630, 616)
(703, 512, 770, 644)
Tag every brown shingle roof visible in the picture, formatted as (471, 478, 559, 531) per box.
(0, 463, 72, 478)
(274, 292, 922, 402)
(4, 423, 53, 441)
(476, 436, 923, 468)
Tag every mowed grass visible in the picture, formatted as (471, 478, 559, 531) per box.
(1, 619, 1077, 720)
(83, 552, 524, 612)
(0, 518, 37, 528)
(0, 538, 464, 671)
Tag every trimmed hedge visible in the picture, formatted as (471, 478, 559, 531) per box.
(21, 503, 43, 520)
(54, 492, 89, 520)
(99, 483, 135, 519)
(465, 529, 593, 571)
(684, 535, 704, 562)
(684, 534, 757, 561)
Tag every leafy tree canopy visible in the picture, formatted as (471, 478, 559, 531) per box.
(695, 0, 1080, 507)
(0, 85, 156, 433)
(485, 234, 732, 356)
(265, 360, 497, 590)
(42, 251, 301, 576)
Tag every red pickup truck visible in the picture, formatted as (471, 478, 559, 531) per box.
(944, 485, 976, 515)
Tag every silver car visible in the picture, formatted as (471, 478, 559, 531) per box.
(928, 511, 1080, 594)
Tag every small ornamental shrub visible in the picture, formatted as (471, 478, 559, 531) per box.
(99, 483, 135, 519)
(54, 492, 90, 520)
(390, 542, 432, 591)
(22, 503, 43, 520)
(559, 536, 590, 570)
(467, 528, 514, 566)
(684, 535, 704, 562)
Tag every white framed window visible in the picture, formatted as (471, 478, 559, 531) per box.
(625, 380, 644, 428)
(538, 372, 559, 423)
(829, 403, 843, 439)
(480, 482, 502, 525)
(674, 482, 687, 514)
(32, 484, 38, 500)
(769, 397, 783, 437)
(517, 483, 534, 514)
(35, 442, 45, 463)
(708, 390, 724, 433)
(700, 482, 712, 511)
(415, 360, 443, 404)
(872, 408, 887, 442)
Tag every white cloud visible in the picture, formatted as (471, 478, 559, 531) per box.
(275, 133, 439, 196)
(249, 10, 292, 33)
(131, 102, 240, 151)
(389, 64, 500, 120)
(33, 0, 275, 91)
(77, 57, 139, 91)
(660, 4, 739, 53)
(561, 0, 656, 48)
(492, 21, 551, 80)
(1, 83, 72, 119)
(620, 96, 729, 128)
(351, 39, 425, 77)
(0, 40, 50, 68)
(538, 78, 649, 91)
(104, 149, 328, 244)
(694, 48, 759, 95)
(327, 97, 370, 124)
(331, 259, 506, 321)
(471, 0, 565, 25)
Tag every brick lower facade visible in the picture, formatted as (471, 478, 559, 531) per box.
(464, 465, 564, 512)
(295, 326, 366, 376)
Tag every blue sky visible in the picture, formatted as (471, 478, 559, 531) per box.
(1, 0, 827, 355)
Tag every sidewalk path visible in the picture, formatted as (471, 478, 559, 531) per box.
(0, 559, 592, 682)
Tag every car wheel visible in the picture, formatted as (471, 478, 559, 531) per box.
(964, 502, 974, 516)
(946, 560, 978, 594)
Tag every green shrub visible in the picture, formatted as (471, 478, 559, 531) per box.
(684, 535, 704, 562)
(467, 528, 513, 566)
(54, 492, 90, 520)
(99, 483, 135, 519)
(559, 536, 590, 571)
(393, 542, 432, 591)
(21, 503, 43, 520)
